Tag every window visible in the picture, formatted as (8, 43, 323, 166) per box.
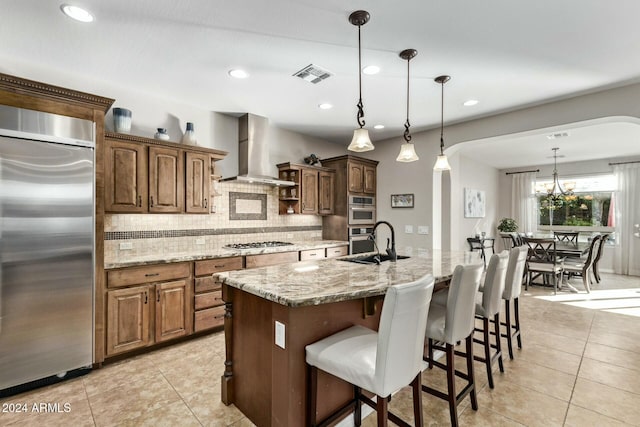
(535, 174, 615, 227)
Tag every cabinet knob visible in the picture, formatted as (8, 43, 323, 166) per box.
(145, 273, 160, 277)
(137, 195, 142, 207)
(150, 196, 154, 207)
(144, 291, 148, 304)
(157, 289, 160, 303)
(204, 198, 208, 208)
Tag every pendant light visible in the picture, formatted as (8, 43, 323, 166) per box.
(433, 75, 452, 171)
(347, 10, 374, 152)
(396, 49, 419, 162)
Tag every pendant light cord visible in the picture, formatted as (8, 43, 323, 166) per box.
(403, 57, 411, 142)
(439, 80, 445, 154)
(356, 23, 365, 128)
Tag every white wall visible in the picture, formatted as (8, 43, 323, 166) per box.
(450, 153, 500, 251)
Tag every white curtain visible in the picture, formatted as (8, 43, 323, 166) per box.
(511, 172, 538, 234)
(613, 163, 640, 276)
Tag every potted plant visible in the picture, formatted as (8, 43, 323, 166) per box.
(497, 217, 518, 233)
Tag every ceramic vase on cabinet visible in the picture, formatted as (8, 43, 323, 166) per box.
(182, 122, 197, 145)
(113, 107, 132, 133)
(154, 128, 170, 140)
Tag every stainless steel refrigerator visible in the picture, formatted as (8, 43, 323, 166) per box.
(0, 104, 94, 395)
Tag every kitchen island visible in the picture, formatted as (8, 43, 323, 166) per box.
(215, 249, 480, 427)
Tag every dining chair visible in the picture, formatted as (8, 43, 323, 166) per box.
(522, 237, 564, 294)
(563, 234, 602, 293)
(474, 251, 509, 389)
(592, 233, 610, 283)
(466, 237, 495, 268)
(498, 246, 528, 359)
(305, 274, 435, 427)
(423, 263, 484, 427)
(554, 231, 579, 244)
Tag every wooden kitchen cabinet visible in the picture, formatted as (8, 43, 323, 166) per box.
(185, 151, 210, 213)
(277, 163, 335, 215)
(301, 168, 318, 214)
(105, 139, 147, 212)
(364, 165, 376, 194)
(105, 262, 191, 356)
(106, 285, 151, 355)
(104, 132, 227, 214)
(148, 146, 184, 213)
(348, 162, 364, 194)
(318, 170, 334, 215)
(193, 257, 243, 332)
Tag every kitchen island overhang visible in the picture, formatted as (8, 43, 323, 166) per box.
(215, 250, 481, 427)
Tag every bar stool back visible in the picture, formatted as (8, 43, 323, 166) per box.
(423, 263, 484, 427)
(501, 246, 529, 359)
(306, 274, 435, 427)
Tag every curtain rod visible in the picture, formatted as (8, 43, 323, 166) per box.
(505, 169, 540, 175)
(608, 160, 640, 166)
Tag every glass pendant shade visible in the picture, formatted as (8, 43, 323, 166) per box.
(347, 128, 374, 152)
(433, 154, 451, 171)
(396, 143, 419, 162)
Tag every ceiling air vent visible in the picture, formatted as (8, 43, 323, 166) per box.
(293, 64, 333, 84)
(546, 132, 570, 140)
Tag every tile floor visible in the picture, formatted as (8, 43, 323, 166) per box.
(1, 273, 639, 426)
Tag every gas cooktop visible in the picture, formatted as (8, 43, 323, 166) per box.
(224, 241, 294, 250)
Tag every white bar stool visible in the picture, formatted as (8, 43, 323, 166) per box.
(500, 246, 528, 359)
(474, 251, 509, 389)
(423, 263, 484, 427)
(305, 274, 435, 427)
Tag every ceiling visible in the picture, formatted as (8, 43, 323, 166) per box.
(2, 0, 640, 166)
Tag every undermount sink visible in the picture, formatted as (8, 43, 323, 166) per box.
(340, 254, 411, 265)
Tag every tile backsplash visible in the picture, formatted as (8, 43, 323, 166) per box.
(104, 181, 323, 263)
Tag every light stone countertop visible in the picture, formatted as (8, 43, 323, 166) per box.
(104, 240, 348, 269)
(215, 249, 482, 307)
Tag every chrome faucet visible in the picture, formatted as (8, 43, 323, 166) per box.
(370, 221, 397, 262)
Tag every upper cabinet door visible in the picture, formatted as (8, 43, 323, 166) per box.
(185, 152, 210, 214)
(105, 139, 147, 213)
(301, 168, 318, 214)
(148, 146, 184, 213)
(364, 165, 376, 194)
(348, 162, 364, 193)
(318, 171, 334, 215)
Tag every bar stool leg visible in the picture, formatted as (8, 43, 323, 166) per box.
(493, 313, 504, 373)
(482, 318, 494, 389)
(514, 297, 522, 349)
(354, 386, 362, 426)
(307, 364, 317, 427)
(465, 335, 478, 411)
(427, 338, 434, 369)
(376, 394, 388, 426)
(411, 374, 424, 427)
(445, 343, 458, 427)
(504, 300, 515, 359)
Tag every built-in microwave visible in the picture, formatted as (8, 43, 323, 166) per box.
(348, 195, 375, 225)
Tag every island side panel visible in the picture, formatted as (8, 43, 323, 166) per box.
(228, 286, 274, 425)
(271, 298, 382, 426)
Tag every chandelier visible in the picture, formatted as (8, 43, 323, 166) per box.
(545, 147, 575, 201)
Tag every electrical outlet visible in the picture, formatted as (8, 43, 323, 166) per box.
(275, 321, 286, 349)
(404, 225, 414, 234)
(195, 237, 206, 245)
(119, 242, 133, 250)
(418, 226, 429, 235)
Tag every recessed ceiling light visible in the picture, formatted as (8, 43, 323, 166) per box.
(318, 103, 333, 110)
(362, 65, 380, 75)
(374, 124, 385, 129)
(60, 4, 94, 22)
(463, 99, 479, 106)
(228, 69, 249, 79)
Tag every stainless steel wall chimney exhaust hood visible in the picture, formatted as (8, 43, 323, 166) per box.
(221, 113, 294, 187)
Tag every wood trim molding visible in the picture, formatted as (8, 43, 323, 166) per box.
(0, 73, 114, 112)
(105, 131, 228, 160)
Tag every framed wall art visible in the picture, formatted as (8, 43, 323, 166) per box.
(464, 188, 485, 218)
(391, 193, 414, 208)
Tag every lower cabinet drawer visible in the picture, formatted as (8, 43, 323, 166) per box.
(194, 276, 221, 293)
(194, 305, 225, 332)
(325, 245, 348, 258)
(300, 248, 325, 261)
(195, 290, 223, 310)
